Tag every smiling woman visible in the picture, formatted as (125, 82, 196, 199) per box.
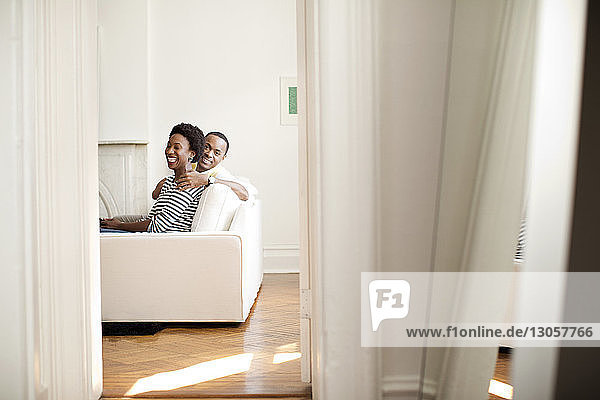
(100, 123, 205, 233)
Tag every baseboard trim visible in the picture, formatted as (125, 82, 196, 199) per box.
(263, 245, 299, 273)
(381, 375, 437, 400)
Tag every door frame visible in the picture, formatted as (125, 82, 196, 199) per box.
(13, 0, 103, 398)
(512, 0, 588, 398)
(296, 0, 322, 393)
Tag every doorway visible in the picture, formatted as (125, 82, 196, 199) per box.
(97, 0, 311, 398)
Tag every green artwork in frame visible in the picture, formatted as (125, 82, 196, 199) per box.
(280, 77, 298, 125)
(288, 86, 298, 115)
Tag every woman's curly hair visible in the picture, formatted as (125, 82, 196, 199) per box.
(169, 123, 204, 163)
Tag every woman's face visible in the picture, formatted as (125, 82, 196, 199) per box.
(165, 133, 195, 170)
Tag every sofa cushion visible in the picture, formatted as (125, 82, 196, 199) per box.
(191, 183, 243, 231)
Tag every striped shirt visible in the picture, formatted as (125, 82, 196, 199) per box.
(147, 175, 205, 232)
(514, 218, 526, 264)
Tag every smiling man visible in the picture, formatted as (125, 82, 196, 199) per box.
(152, 131, 253, 201)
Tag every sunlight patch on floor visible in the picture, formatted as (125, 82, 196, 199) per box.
(125, 353, 254, 396)
(488, 379, 513, 399)
(276, 342, 299, 352)
(272, 352, 302, 364)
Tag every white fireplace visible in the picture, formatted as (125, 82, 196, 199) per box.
(98, 141, 148, 218)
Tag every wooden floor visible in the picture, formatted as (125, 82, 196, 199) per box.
(102, 273, 311, 399)
(488, 348, 512, 400)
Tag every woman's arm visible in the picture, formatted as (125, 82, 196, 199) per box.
(101, 218, 151, 232)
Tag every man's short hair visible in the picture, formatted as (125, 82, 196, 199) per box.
(206, 131, 230, 155)
(170, 123, 204, 163)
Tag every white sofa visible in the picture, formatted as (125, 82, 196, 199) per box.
(100, 183, 263, 322)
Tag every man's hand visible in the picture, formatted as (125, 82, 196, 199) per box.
(176, 171, 208, 190)
(100, 218, 122, 230)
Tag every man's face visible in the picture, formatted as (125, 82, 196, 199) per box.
(197, 134, 228, 171)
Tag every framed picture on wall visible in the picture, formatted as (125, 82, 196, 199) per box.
(280, 77, 298, 126)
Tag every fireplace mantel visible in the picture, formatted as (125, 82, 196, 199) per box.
(98, 140, 149, 145)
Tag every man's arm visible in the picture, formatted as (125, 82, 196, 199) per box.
(175, 171, 249, 201)
(152, 177, 167, 200)
(213, 178, 249, 201)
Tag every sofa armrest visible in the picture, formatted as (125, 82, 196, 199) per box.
(229, 200, 263, 317)
(100, 232, 245, 321)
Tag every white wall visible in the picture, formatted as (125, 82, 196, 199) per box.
(99, 0, 299, 271)
(305, 0, 461, 397)
(98, 0, 148, 142)
(432, 0, 505, 276)
(376, 1, 453, 396)
(422, 1, 505, 396)
(429, 1, 538, 398)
